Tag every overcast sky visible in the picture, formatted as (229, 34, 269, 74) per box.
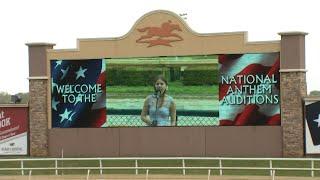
(0, 0, 319, 94)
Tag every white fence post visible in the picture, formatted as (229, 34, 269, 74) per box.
(1, 157, 320, 179)
(99, 159, 103, 175)
(28, 170, 32, 180)
(272, 170, 275, 180)
(311, 160, 314, 177)
(219, 159, 223, 176)
(146, 169, 149, 180)
(61, 148, 64, 175)
(21, 160, 24, 175)
(86, 169, 90, 180)
(269, 160, 273, 176)
(182, 159, 186, 175)
(54, 159, 58, 176)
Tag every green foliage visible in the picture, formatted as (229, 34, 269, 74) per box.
(182, 69, 219, 86)
(0, 92, 10, 103)
(0, 91, 29, 104)
(16, 93, 29, 104)
(310, 90, 320, 96)
(107, 68, 162, 86)
(106, 66, 218, 87)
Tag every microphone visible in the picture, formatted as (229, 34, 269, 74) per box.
(153, 87, 161, 127)
(155, 87, 161, 98)
(151, 120, 157, 126)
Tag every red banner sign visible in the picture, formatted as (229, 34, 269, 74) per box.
(0, 106, 28, 155)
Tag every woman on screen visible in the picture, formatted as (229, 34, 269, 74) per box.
(141, 75, 176, 126)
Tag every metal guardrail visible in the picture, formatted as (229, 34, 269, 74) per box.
(0, 157, 320, 179)
(107, 109, 219, 127)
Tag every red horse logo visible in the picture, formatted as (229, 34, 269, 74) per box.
(136, 20, 183, 47)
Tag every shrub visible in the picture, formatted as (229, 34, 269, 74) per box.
(182, 69, 218, 85)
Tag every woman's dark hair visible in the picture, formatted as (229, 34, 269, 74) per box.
(154, 75, 167, 85)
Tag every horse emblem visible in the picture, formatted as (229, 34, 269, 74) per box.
(136, 20, 183, 47)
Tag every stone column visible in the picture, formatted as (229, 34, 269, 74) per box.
(26, 43, 55, 156)
(278, 32, 308, 157)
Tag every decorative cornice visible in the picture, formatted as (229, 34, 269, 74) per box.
(28, 76, 49, 80)
(0, 104, 29, 108)
(25, 43, 56, 47)
(304, 96, 320, 101)
(278, 31, 308, 36)
(279, 69, 307, 72)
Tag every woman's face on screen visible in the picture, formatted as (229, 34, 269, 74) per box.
(155, 79, 167, 94)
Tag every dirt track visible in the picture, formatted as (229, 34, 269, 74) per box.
(1, 175, 320, 180)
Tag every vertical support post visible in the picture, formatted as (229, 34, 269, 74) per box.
(219, 159, 223, 176)
(26, 43, 55, 157)
(182, 159, 186, 175)
(55, 159, 58, 175)
(272, 170, 275, 180)
(146, 169, 149, 180)
(28, 170, 32, 180)
(86, 169, 90, 180)
(99, 159, 103, 175)
(135, 160, 138, 175)
(269, 160, 273, 176)
(278, 32, 308, 157)
(207, 169, 211, 180)
(21, 160, 24, 175)
(311, 160, 314, 177)
(61, 149, 64, 175)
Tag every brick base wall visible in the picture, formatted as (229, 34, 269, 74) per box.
(29, 79, 48, 156)
(280, 72, 307, 157)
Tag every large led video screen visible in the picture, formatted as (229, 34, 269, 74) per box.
(51, 59, 106, 128)
(219, 53, 280, 125)
(105, 55, 219, 127)
(50, 53, 280, 128)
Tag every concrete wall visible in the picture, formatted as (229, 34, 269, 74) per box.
(48, 127, 282, 157)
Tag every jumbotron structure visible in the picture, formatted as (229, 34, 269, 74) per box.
(21, 10, 309, 157)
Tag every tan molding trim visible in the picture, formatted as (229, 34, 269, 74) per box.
(278, 31, 308, 36)
(28, 76, 49, 80)
(48, 32, 279, 54)
(78, 31, 249, 42)
(304, 96, 320, 101)
(247, 40, 280, 45)
(0, 104, 29, 108)
(280, 69, 307, 72)
(26, 42, 56, 47)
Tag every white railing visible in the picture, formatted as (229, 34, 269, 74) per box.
(0, 157, 319, 179)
